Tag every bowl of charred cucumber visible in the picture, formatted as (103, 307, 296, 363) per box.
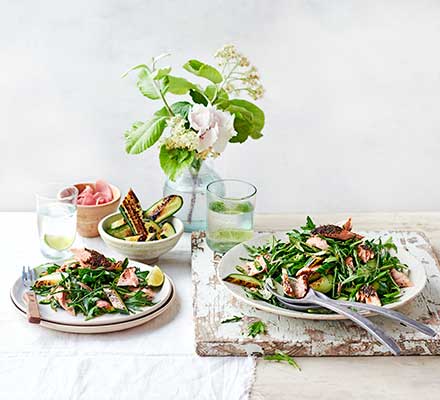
(98, 189, 184, 263)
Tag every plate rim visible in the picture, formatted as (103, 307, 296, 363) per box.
(217, 231, 427, 321)
(10, 281, 176, 333)
(10, 260, 174, 326)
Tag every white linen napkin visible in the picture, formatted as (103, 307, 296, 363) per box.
(0, 212, 257, 400)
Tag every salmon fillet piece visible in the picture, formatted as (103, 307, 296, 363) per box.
(357, 244, 375, 263)
(356, 285, 381, 306)
(282, 269, 308, 299)
(391, 268, 413, 288)
(306, 236, 329, 250)
(71, 248, 116, 270)
(117, 267, 139, 287)
(52, 286, 76, 315)
(311, 225, 363, 241)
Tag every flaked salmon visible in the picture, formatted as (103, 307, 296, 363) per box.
(391, 268, 413, 288)
(52, 286, 75, 315)
(306, 236, 329, 250)
(357, 244, 375, 263)
(282, 269, 308, 299)
(117, 267, 139, 287)
(242, 255, 267, 276)
(96, 300, 113, 310)
(356, 285, 381, 306)
(71, 248, 117, 270)
(312, 225, 363, 241)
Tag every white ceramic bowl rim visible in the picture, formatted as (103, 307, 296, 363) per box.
(98, 212, 184, 244)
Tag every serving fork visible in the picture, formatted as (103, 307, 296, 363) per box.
(22, 266, 41, 324)
(265, 280, 436, 356)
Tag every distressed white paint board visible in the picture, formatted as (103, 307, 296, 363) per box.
(192, 231, 440, 357)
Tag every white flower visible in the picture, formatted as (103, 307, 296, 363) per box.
(188, 104, 236, 154)
(163, 115, 198, 151)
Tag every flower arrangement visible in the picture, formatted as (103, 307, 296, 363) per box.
(123, 45, 265, 181)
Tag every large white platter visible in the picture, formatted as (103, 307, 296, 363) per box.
(218, 231, 427, 321)
(10, 260, 173, 326)
(10, 282, 175, 334)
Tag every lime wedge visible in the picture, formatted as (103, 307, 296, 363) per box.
(147, 266, 164, 287)
(44, 234, 75, 250)
(210, 229, 254, 243)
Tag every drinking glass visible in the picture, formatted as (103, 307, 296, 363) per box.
(206, 179, 257, 253)
(36, 183, 79, 260)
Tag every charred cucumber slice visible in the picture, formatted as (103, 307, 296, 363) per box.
(157, 221, 176, 240)
(106, 224, 133, 239)
(223, 273, 262, 288)
(119, 189, 148, 236)
(124, 235, 147, 242)
(109, 218, 126, 230)
(143, 219, 161, 241)
(144, 195, 183, 223)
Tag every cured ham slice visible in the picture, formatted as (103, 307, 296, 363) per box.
(77, 180, 113, 205)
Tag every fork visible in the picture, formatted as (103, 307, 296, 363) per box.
(22, 266, 41, 324)
(265, 280, 401, 355)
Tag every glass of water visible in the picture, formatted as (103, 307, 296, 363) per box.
(206, 179, 256, 253)
(36, 183, 79, 260)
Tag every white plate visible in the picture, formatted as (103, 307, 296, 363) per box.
(11, 260, 173, 326)
(218, 232, 427, 321)
(10, 283, 175, 334)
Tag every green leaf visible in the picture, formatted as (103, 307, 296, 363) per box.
(247, 320, 267, 338)
(221, 315, 243, 324)
(137, 69, 167, 100)
(170, 101, 193, 118)
(264, 350, 301, 371)
(229, 99, 265, 132)
(152, 67, 171, 80)
(121, 63, 148, 78)
(125, 115, 168, 154)
(205, 84, 229, 104)
(167, 76, 196, 95)
(189, 88, 208, 106)
(228, 99, 265, 143)
(159, 145, 195, 181)
(183, 59, 223, 84)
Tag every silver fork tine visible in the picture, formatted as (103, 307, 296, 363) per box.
(22, 266, 26, 286)
(27, 267, 32, 284)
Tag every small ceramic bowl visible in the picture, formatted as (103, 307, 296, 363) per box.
(75, 183, 121, 238)
(98, 213, 184, 263)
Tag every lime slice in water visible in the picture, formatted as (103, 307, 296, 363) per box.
(44, 234, 75, 250)
(210, 229, 254, 243)
(147, 266, 164, 287)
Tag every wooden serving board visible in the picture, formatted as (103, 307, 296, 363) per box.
(191, 230, 440, 357)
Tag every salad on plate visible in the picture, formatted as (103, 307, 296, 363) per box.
(32, 248, 165, 320)
(223, 217, 413, 310)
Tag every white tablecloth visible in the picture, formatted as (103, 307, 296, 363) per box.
(0, 212, 255, 399)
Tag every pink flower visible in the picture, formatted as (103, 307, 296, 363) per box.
(188, 104, 236, 154)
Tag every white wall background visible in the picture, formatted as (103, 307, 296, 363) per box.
(1, 0, 439, 213)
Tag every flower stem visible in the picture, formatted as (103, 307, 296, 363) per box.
(187, 159, 203, 225)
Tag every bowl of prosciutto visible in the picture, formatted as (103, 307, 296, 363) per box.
(75, 180, 121, 238)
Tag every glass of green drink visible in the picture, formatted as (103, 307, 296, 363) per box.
(206, 179, 256, 253)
